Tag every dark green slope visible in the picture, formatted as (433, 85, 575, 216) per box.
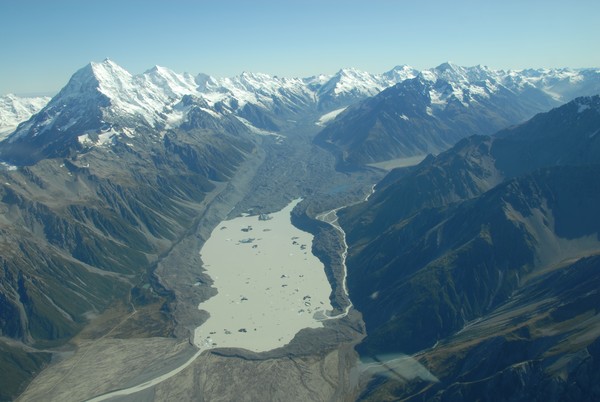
(342, 96, 600, 239)
(348, 165, 600, 355)
(341, 96, 600, 400)
(360, 255, 600, 402)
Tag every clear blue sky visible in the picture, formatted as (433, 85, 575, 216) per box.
(1, 0, 599, 95)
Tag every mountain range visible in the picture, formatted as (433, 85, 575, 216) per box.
(1, 59, 419, 163)
(2, 60, 599, 166)
(0, 94, 50, 139)
(316, 63, 600, 166)
(339, 96, 600, 400)
(0, 59, 599, 401)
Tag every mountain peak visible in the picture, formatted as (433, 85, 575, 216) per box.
(146, 64, 169, 74)
(329, 67, 381, 84)
(55, 59, 133, 102)
(433, 62, 469, 81)
(139, 64, 197, 99)
(89, 59, 132, 84)
(383, 65, 418, 82)
(335, 67, 365, 77)
(238, 70, 275, 83)
(387, 64, 416, 73)
(436, 61, 460, 71)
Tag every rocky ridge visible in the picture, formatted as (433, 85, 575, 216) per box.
(315, 63, 600, 165)
(338, 96, 600, 400)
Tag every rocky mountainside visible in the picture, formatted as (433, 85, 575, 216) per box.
(0, 94, 50, 139)
(194, 65, 419, 131)
(1, 59, 600, 401)
(0, 58, 398, 401)
(315, 63, 600, 166)
(0, 61, 258, 400)
(0, 143, 254, 400)
(3, 60, 597, 162)
(0, 60, 419, 165)
(338, 96, 600, 400)
(344, 96, 600, 241)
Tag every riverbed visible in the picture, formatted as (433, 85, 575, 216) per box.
(194, 198, 334, 352)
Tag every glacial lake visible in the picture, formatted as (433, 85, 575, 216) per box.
(194, 199, 334, 352)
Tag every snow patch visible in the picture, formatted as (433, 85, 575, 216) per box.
(578, 103, 591, 113)
(316, 107, 347, 126)
(122, 127, 135, 138)
(0, 125, 18, 139)
(429, 89, 447, 107)
(420, 70, 437, 82)
(97, 131, 116, 145)
(236, 116, 284, 138)
(78, 130, 118, 147)
(0, 162, 18, 171)
(468, 84, 490, 99)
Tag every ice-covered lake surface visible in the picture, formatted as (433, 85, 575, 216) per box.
(194, 198, 334, 352)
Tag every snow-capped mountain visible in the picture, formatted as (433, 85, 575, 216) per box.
(412, 62, 599, 111)
(0, 59, 255, 164)
(0, 94, 50, 139)
(416, 62, 600, 104)
(2, 59, 599, 166)
(199, 71, 316, 113)
(6, 59, 415, 138)
(197, 65, 419, 115)
(16, 60, 201, 135)
(314, 66, 417, 110)
(314, 62, 599, 165)
(382, 64, 420, 83)
(0, 59, 420, 164)
(318, 67, 389, 99)
(414, 63, 505, 111)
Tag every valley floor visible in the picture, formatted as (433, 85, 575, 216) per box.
(17, 119, 381, 402)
